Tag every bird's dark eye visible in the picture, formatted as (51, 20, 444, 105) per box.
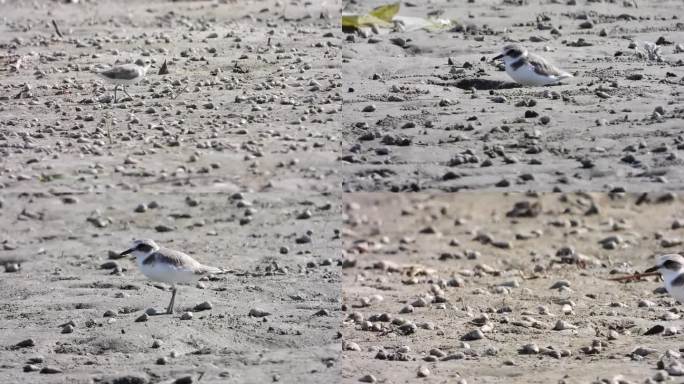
(663, 260, 681, 270)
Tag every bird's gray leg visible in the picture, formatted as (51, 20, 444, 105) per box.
(113, 84, 119, 103)
(166, 286, 177, 314)
(122, 85, 132, 99)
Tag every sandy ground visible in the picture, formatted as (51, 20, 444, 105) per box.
(342, 192, 684, 384)
(0, 0, 341, 383)
(341, 0, 684, 192)
(2, 0, 341, 193)
(5, 0, 684, 383)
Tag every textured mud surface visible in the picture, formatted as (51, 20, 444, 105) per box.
(341, 0, 684, 192)
(0, 191, 341, 384)
(0, 0, 341, 383)
(343, 193, 684, 383)
(1, 0, 341, 194)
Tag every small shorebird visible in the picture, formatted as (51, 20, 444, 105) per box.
(492, 44, 572, 86)
(96, 59, 151, 103)
(644, 254, 684, 303)
(119, 239, 223, 314)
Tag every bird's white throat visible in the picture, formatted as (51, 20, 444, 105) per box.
(133, 249, 156, 265)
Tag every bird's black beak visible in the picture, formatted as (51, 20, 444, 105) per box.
(119, 248, 134, 258)
(492, 53, 504, 61)
(644, 265, 659, 273)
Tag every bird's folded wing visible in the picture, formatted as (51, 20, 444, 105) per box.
(528, 54, 567, 77)
(98, 65, 140, 80)
(194, 265, 220, 275)
(154, 247, 201, 268)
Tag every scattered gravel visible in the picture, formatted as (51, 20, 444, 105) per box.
(342, 193, 684, 382)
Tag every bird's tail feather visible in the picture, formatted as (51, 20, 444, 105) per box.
(201, 265, 236, 275)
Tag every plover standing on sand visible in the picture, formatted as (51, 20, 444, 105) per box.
(119, 239, 224, 314)
(492, 44, 573, 86)
(644, 254, 684, 303)
(96, 59, 151, 103)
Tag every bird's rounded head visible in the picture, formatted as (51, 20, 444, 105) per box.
(134, 58, 150, 67)
(134, 58, 152, 74)
(492, 44, 528, 63)
(644, 254, 684, 278)
(119, 239, 160, 260)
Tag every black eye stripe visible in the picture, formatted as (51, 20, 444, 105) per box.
(507, 49, 522, 58)
(663, 260, 682, 270)
(136, 243, 153, 252)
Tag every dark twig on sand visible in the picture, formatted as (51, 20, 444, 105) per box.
(106, 113, 112, 145)
(51, 19, 63, 38)
(139, 174, 222, 186)
(607, 271, 660, 282)
(172, 84, 188, 100)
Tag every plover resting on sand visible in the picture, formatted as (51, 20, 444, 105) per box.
(644, 254, 684, 303)
(119, 239, 223, 314)
(96, 59, 151, 103)
(492, 44, 572, 86)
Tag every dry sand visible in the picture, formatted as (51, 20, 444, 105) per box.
(0, 0, 341, 383)
(342, 192, 684, 383)
(1, 191, 341, 383)
(4, 0, 684, 383)
(341, 0, 684, 192)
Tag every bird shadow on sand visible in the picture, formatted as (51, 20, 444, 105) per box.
(430, 77, 521, 90)
(433, 77, 575, 90)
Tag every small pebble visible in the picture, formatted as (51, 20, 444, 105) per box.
(173, 376, 193, 384)
(180, 312, 193, 320)
(519, 343, 539, 354)
(194, 301, 213, 311)
(40, 366, 62, 374)
(461, 329, 484, 341)
(14, 339, 35, 348)
(417, 366, 430, 378)
(249, 308, 271, 317)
